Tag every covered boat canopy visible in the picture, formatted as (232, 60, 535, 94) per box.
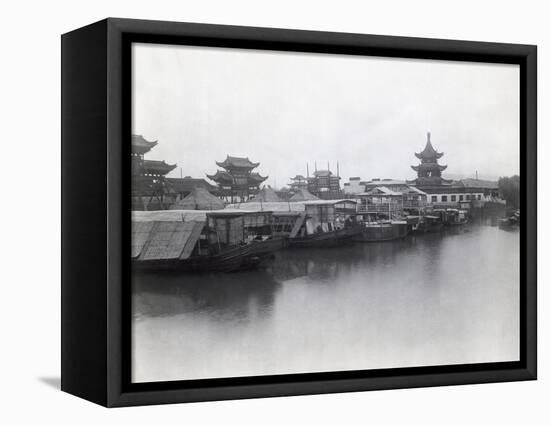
(226, 201, 305, 212)
(131, 220, 205, 261)
(133, 208, 266, 222)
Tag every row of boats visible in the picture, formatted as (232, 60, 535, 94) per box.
(131, 200, 469, 273)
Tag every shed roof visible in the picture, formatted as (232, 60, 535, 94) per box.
(289, 188, 319, 201)
(170, 187, 225, 210)
(133, 208, 269, 223)
(302, 199, 358, 206)
(404, 186, 428, 195)
(364, 179, 406, 186)
(250, 187, 283, 202)
(362, 186, 403, 196)
(460, 178, 498, 189)
(226, 202, 305, 212)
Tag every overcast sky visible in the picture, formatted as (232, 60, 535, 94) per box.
(132, 43, 519, 187)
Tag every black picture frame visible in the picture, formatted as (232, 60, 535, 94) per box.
(61, 18, 537, 407)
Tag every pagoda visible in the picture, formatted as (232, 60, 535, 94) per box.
(132, 135, 177, 177)
(207, 156, 267, 202)
(306, 161, 342, 200)
(409, 132, 452, 187)
(131, 134, 177, 210)
(288, 175, 309, 192)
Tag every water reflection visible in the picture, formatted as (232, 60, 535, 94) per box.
(132, 226, 519, 383)
(133, 270, 282, 321)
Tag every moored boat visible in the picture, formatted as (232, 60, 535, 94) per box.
(434, 208, 469, 227)
(407, 214, 443, 234)
(131, 209, 283, 272)
(423, 215, 443, 233)
(288, 226, 361, 248)
(446, 209, 469, 226)
(353, 220, 409, 242)
(287, 199, 362, 248)
(498, 210, 520, 230)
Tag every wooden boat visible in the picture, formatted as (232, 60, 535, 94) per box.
(353, 221, 409, 242)
(286, 199, 363, 248)
(133, 237, 285, 273)
(423, 215, 443, 233)
(498, 210, 520, 230)
(132, 243, 248, 272)
(288, 226, 361, 248)
(440, 208, 469, 227)
(407, 215, 443, 234)
(239, 237, 287, 269)
(131, 210, 284, 273)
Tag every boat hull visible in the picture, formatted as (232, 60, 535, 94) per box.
(132, 238, 284, 273)
(288, 227, 361, 248)
(353, 222, 409, 242)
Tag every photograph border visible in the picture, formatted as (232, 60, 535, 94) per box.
(61, 18, 536, 407)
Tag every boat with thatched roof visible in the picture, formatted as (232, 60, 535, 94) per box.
(132, 209, 284, 272)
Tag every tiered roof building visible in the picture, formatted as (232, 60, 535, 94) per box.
(307, 165, 342, 200)
(207, 156, 267, 202)
(409, 132, 452, 188)
(132, 135, 177, 177)
(288, 175, 309, 192)
(131, 135, 177, 210)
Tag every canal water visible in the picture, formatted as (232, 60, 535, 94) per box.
(132, 225, 519, 383)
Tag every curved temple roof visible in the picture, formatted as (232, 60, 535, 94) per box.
(249, 172, 268, 183)
(411, 163, 447, 172)
(207, 170, 268, 184)
(142, 159, 177, 175)
(216, 155, 260, 169)
(132, 134, 158, 155)
(206, 170, 234, 183)
(414, 132, 444, 160)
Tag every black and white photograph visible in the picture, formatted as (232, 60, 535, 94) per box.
(130, 42, 521, 384)
(2, 0, 545, 421)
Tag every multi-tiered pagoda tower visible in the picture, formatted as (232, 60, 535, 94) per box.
(306, 162, 342, 200)
(207, 156, 267, 202)
(410, 132, 452, 188)
(288, 175, 309, 192)
(131, 134, 177, 210)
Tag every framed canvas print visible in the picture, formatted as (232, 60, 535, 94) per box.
(61, 18, 537, 407)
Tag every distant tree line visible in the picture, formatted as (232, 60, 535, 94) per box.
(498, 175, 520, 209)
